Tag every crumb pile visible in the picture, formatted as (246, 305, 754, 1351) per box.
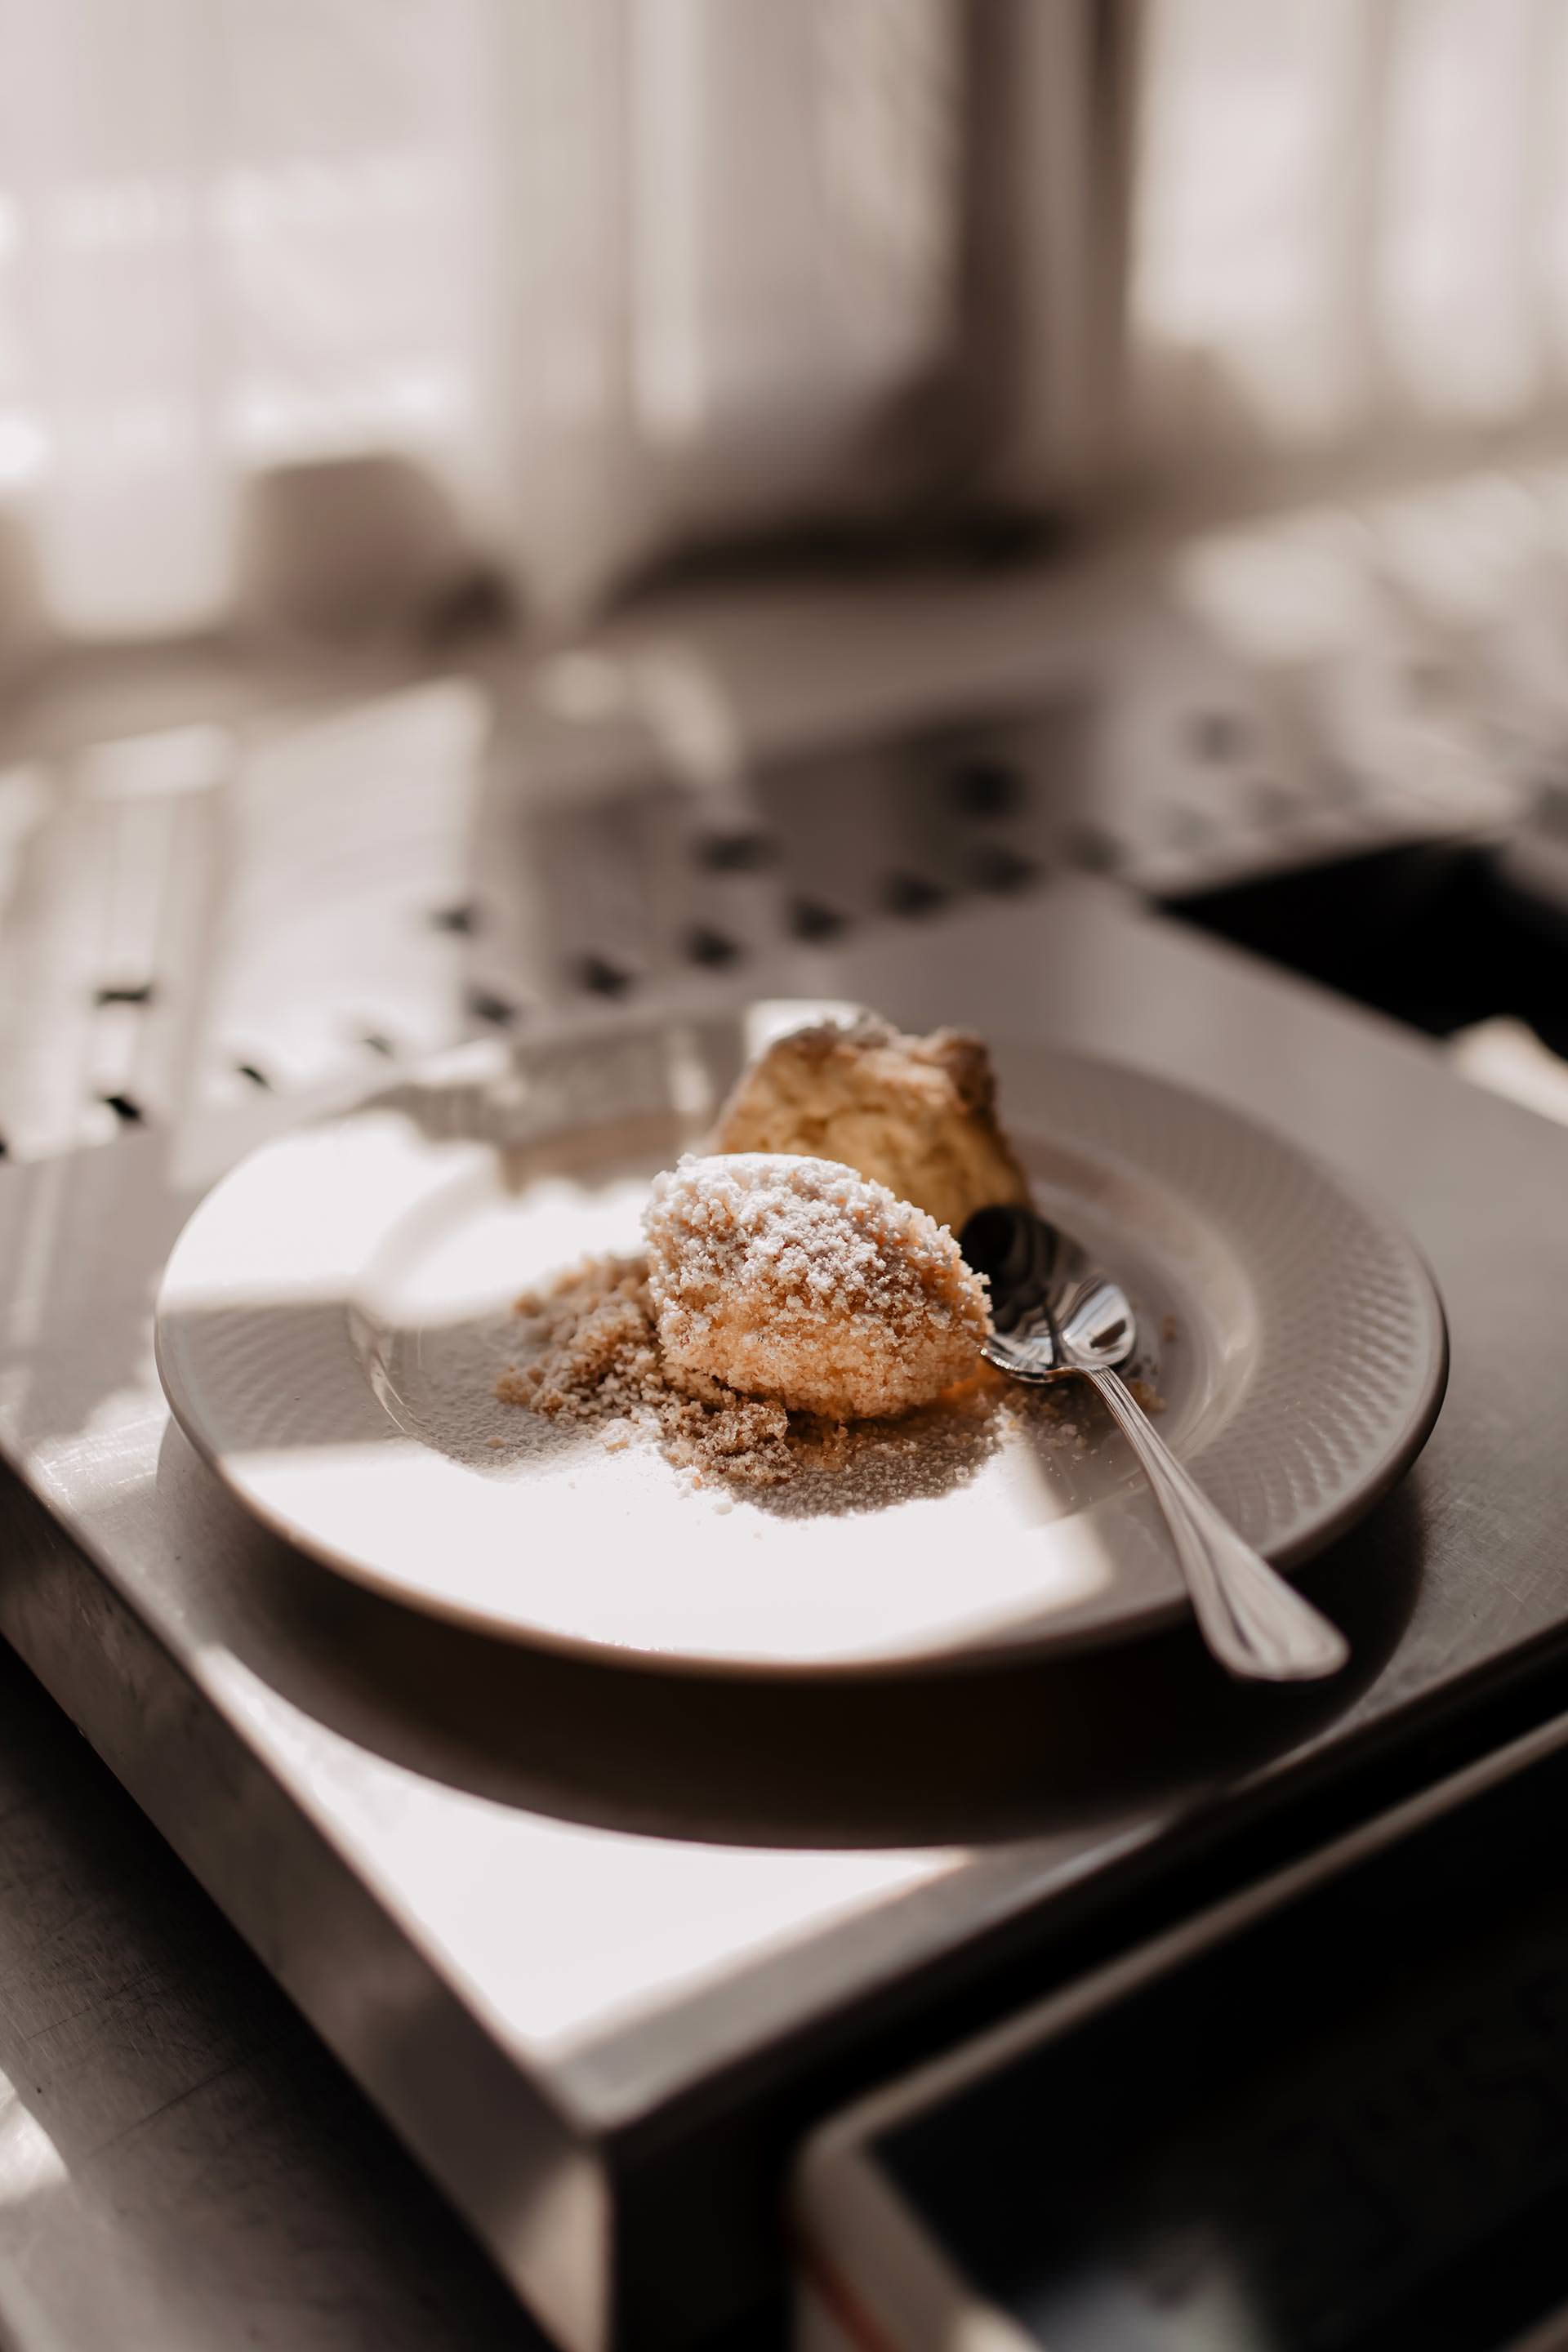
(494, 1250, 1103, 1501)
(644, 1152, 990, 1420)
(712, 1015, 1030, 1237)
(496, 1254, 798, 1485)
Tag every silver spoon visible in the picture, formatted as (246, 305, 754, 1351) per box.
(960, 1204, 1348, 1682)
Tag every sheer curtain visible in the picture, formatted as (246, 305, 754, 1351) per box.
(12, 0, 1560, 658)
(1131, 0, 1568, 477)
(0, 0, 965, 648)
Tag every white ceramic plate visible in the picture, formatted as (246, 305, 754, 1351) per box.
(155, 1022, 1446, 1676)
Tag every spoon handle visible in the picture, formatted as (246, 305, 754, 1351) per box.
(1084, 1367, 1349, 1682)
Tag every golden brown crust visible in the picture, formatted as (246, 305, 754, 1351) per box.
(710, 1014, 1030, 1235)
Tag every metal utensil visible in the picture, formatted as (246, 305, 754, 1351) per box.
(960, 1204, 1349, 1682)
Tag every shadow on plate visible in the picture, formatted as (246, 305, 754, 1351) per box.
(157, 1423, 1423, 1851)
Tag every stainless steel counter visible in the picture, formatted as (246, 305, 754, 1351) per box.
(5, 872, 1568, 2349)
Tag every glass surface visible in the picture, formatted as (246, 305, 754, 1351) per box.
(881, 1740, 1568, 2352)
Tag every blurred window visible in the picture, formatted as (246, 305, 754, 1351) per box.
(1131, 0, 1568, 470)
(0, 0, 963, 636)
(5, 0, 1566, 648)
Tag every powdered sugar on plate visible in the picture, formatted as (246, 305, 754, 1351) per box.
(493, 1245, 1096, 1511)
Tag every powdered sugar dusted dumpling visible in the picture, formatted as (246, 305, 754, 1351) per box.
(644, 1153, 991, 1421)
(711, 1014, 1030, 1237)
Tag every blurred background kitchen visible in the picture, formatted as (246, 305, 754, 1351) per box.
(2, 0, 1566, 1166)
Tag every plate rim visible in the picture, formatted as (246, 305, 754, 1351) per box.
(983, 1040, 1451, 1577)
(154, 1040, 1450, 1679)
